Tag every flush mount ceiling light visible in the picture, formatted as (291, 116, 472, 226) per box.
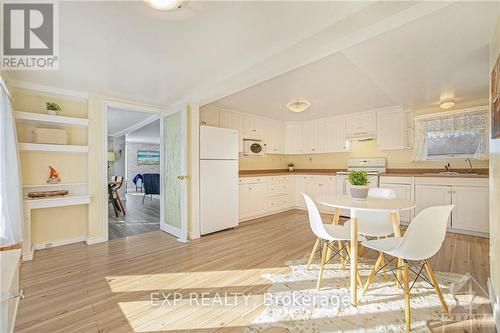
(146, 0, 183, 10)
(286, 99, 311, 113)
(440, 95, 455, 109)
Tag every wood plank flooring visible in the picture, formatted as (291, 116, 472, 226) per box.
(16, 210, 493, 332)
(108, 192, 160, 239)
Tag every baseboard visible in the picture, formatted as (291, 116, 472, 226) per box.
(33, 235, 87, 251)
(85, 235, 108, 245)
(188, 231, 200, 240)
(487, 278, 500, 330)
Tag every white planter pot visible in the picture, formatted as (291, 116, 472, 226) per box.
(47, 109, 57, 115)
(288, 167, 294, 173)
(350, 185, 369, 201)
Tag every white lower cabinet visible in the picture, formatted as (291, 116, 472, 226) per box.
(238, 182, 267, 220)
(451, 186, 489, 234)
(415, 178, 489, 235)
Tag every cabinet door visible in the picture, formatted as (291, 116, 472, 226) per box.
(264, 120, 286, 154)
(379, 183, 413, 223)
(200, 106, 220, 126)
(243, 115, 265, 138)
(377, 108, 405, 150)
(415, 185, 452, 226)
(325, 115, 347, 152)
(295, 175, 307, 208)
(286, 123, 304, 154)
(249, 183, 267, 215)
(451, 186, 489, 233)
(303, 119, 325, 153)
(220, 110, 243, 152)
(346, 111, 376, 138)
(239, 185, 251, 220)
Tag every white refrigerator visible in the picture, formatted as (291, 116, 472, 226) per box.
(200, 126, 239, 235)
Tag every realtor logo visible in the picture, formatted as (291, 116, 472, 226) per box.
(1, 2, 59, 70)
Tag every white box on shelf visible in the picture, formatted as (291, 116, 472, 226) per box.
(32, 127, 68, 145)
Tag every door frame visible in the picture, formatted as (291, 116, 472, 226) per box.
(101, 100, 162, 242)
(159, 102, 189, 243)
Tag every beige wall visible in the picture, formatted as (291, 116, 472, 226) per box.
(12, 91, 89, 245)
(489, 15, 500, 300)
(240, 99, 490, 171)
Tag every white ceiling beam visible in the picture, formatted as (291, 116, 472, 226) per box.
(188, 1, 455, 106)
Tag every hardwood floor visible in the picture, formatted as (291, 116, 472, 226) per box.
(108, 192, 160, 239)
(16, 210, 493, 332)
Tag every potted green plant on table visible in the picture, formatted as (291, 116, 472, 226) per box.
(347, 170, 369, 200)
(46, 102, 62, 115)
(288, 162, 294, 173)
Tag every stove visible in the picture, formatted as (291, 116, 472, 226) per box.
(336, 158, 387, 176)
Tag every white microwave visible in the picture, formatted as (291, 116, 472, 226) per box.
(243, 140, 265, 156)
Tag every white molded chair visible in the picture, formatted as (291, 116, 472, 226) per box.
(344, 188, 397, 237)
(361, 205, 454, 332)
(302, 193, 365, 290)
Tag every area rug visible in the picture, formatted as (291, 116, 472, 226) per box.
(246, 257, 468, 333)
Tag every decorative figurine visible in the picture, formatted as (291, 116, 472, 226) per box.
(47, 166, 61, 184)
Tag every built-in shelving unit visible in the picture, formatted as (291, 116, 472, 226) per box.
(14, 111, 89, 127)
(15, 108, 91, 261)
(18, 142, 88, 153)
(23, 195, 91, 210)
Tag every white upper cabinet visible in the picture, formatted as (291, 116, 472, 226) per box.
(286, 123, 304, 154)
(345, 110, 377, 140)
(219, 110, 242, 132)
(265, 119, 286, 154)
(303, 119, 326, 153)
(325, 115, 348, 152)
(376, 107, 406, 150)
(219, 110, 243, 152)
(243, 114, 265, 138)
(200, 106, 220, 126)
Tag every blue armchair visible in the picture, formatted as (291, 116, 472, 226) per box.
(142, 173, 160, 203)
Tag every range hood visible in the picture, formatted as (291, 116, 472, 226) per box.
(345, 131, 376, 141)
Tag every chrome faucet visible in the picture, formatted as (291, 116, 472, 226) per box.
(465, 159, 473, 173)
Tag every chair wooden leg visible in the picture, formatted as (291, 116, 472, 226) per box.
(403, 261, 411, 332)
(423, 260, 450, 315)
(306, 238, 320, 270)
(316, 241, 328, 291)
(359, 244, 365, 257)
(380, 252, 388, 280)
(362, 252, 384, 295)
(338, 241, 346, 268)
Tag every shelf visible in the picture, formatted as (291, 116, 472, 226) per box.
(19, 143, 88, 153)
(15, 111, 89, 127)
(23, 182, 87, 188)
(23, 195, 91, 209)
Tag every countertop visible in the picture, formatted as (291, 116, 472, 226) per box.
(239, 168, 489, 178)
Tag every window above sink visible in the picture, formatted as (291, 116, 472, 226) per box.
(412, 106, 489, 161)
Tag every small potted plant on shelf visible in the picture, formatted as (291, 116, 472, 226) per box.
(288, 162, 294, 173)
(347, 170, 369, 200)
(46, 101, 62, 115)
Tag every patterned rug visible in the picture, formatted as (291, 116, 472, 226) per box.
(246, 257, 468, 333)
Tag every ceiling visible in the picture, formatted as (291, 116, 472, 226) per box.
(107, 108, 155, 136)
(8, 1, 373, 105)
(210, 1, 500, 121)
(126, 120, 161, 145)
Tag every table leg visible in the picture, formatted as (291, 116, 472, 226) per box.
(390, 212, 403, 285)
(350, 209, 358, 305)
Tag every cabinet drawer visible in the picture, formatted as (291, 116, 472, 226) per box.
(267, 175, 288, 183)
(268, 181, 288, 197)
(268, 195, 289, 211)
(239, 177, 265, 184)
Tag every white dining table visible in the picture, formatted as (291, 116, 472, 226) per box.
(316, 194, 415, 305)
